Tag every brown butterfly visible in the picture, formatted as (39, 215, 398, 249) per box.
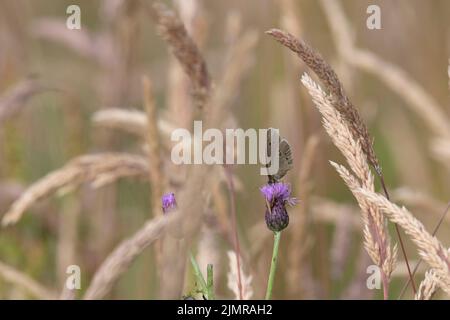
(266, 128, 293, 184)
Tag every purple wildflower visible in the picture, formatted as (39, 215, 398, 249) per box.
(265, 201, 289, 232)
(260, 182, 297, 206)
(260, 182, 297, 232)
(162, 192, 177, 214)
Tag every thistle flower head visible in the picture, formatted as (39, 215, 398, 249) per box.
(260, 182, 297, 232)
(162, 192, 177, 214)
(260, 182, 297, 206)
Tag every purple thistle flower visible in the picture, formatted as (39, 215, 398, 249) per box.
(162, 192, 177, 214)
(260, 182, 297, 206)
(265, 201, 289, 232)
(260, 182, 297, 232)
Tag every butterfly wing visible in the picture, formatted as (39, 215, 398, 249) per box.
(272, 139, 293, 181)
(266, 128, 279, 183)
(266, 128, 293, 183)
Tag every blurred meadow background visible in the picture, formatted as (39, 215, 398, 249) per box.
(0, 0, 450, 299)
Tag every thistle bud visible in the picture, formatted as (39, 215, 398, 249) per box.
(260, 182, 297, 232)
(265, 200, 289, 232)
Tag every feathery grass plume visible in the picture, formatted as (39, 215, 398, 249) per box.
(147, 1, 215, 298)
(92, 108, 148, 137)
(171, 0, 207, 127)
(31, 18, 116, 68)
(227, 250, 253, 300)
(268, 31, 416, 292)
(318, 0, 450, 139)
(149, 1, 210, 117)
(415, 269, 440, 300)
(142, 76, 167, 216)
(358, 189, 450, 296)
(330, 162, 396, 298)
(83, 215, 171, 299)
(0, 260, 57, 300)
(398, 203, 450, 299)
(266, 28, 380, 174)
(300, 73, 396, 298)
(92, 108, 179, 145)
(1, 153, 149, 226)
(415, 248, 450, 300)
(0, 76, 51, 125)
(92, 109, 244, 186)
(165, 0, 205, 130)
(209, 27, 258, 126)
(267, 29, 420, 291)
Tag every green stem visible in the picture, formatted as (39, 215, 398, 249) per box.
(265, 231, 281, 300)
(206, 264, 215, 300)
(189, 252, 211, 299)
